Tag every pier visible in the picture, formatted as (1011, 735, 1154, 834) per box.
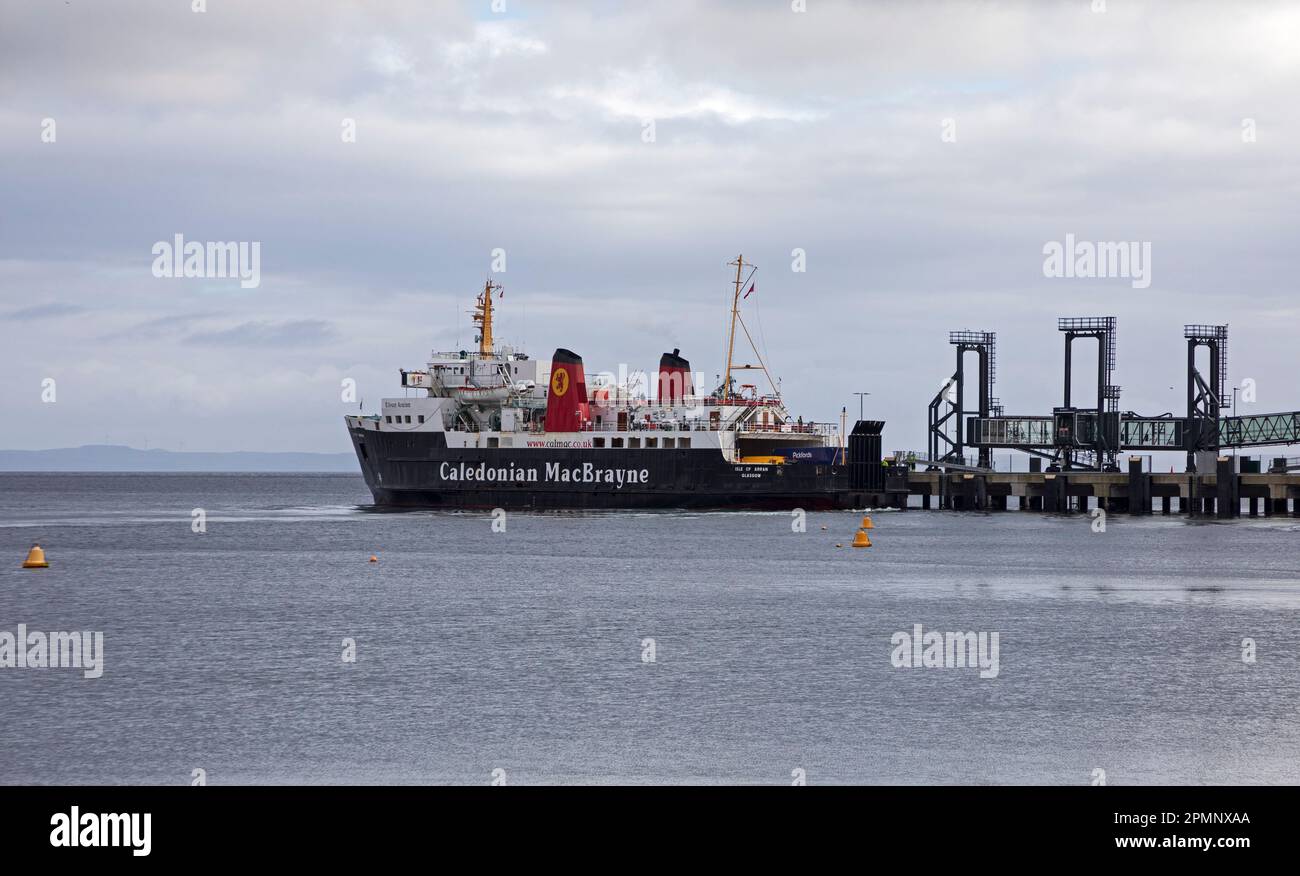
(899, 317, 1300, 514)
(884, 456, 1300, 518)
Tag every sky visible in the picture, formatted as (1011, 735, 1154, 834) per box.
(1, 0, 1297, 455)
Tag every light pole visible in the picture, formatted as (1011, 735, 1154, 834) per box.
(853, 391, 870, 421)
(1231, 387, 1239, 460)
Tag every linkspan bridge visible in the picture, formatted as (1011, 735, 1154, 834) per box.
(896, 319, 1300, 518)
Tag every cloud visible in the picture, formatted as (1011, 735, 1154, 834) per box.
(0, 0, 1297, 453)
(184, 320, 337, 347)
(97, 311, 223, 341)
(4, 303, 86, 320)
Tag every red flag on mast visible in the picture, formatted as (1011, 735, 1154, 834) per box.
(743, 282, 754, 299)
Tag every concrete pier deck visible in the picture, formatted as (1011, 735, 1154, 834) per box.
(891, 458, 1300, 518)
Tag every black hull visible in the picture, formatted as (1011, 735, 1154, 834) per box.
(348, 426, 885, 511)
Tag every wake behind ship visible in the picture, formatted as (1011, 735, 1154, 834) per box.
(345, 256, 886, 509)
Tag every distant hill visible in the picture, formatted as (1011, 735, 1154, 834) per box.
(0, 445, 359, 472)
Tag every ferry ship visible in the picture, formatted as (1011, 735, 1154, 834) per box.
(345, 256, 886, 509)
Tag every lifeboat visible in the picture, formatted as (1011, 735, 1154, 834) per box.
(447, 379, 535, 404)
(448, 384, 511, 403)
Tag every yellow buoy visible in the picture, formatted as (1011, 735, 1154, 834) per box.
(368, 555, 379, 563)
(860, 516, 874, 529)
(22, 544, 49, 568)
(851, 529, 872, 548)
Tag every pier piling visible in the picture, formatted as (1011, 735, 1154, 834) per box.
(894, 462, 1300, 517)
(1216, 457, 1239, 519)
(1127, 457, 1150, 515)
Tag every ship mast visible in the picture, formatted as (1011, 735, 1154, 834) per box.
(722, 254, 778, 404)
(474, 278, 502, 358)
(722, 255, 746, 404)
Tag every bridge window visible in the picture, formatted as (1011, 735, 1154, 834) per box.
(385, 415, 392, 423)
(593, 438, 605, 448)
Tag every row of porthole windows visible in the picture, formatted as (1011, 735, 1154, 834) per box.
(385, 415, 426, 424)
(592, 436, 689, 448)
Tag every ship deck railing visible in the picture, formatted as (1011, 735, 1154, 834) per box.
(588, 395, 785, 409)
(519, 421, 838, 436)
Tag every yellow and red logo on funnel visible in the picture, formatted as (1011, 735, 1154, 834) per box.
(544, 349, 590, 432)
